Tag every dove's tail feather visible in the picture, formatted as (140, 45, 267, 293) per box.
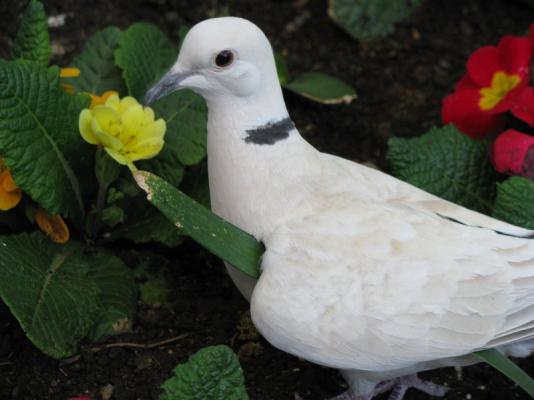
(501, 338, 534, 358)
(485, 242, 534, 350)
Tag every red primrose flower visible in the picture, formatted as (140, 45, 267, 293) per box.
(442, 35, 532, 139)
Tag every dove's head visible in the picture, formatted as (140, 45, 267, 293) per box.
(144, 17, 284, 111)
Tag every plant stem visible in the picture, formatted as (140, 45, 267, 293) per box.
(91, 182, 108, 238)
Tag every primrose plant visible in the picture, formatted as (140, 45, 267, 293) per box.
(0, 0, 210, 361)
(388, 22, 534, 226)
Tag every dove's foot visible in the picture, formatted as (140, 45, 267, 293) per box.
(386, 374, 447, 400)
(324, 379, 398, 400)
(323, 391, 370, 400)
(323, 374, 446, 400)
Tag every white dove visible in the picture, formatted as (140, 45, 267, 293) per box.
(145, 17, 534, 400)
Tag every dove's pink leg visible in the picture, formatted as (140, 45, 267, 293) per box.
(325, 379, 398, 399)
(387, 374, 447, 400)
(324, 374, 447, 400)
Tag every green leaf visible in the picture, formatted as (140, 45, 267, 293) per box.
(275, 54, 290, 86)
(0, 232, 100, 358)
(133, 251, 173, 308)
(140, 275, 173, 307)
(475, 349, 534, 397)
(88, 252, 137, 341)
(387, 125, 497, 213)
(101, 205, 126, 228)
(0, 60, 92, 219)
(95, 147, 121, 187)
(152, 90, 208, 166)
(134, 171, 263, 279)
(160, 345, 249, 400)
(181, 165, 211, 209)
(115, 23, 176, 99)
(11, 0, 51, 66)
(138, 150, 185, 188)
(285, 72, 357, 104)
(113, 208, 183, 247)
(492, 177, 534, 229)
(65, 26, 126, 96)
(328, 0, 423, 41)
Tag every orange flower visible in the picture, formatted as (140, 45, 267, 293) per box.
(0, 168, 22, 211)
(60, 67, 80, 93)
(34, 207, 70, 244)
(90, 90, 118, 108)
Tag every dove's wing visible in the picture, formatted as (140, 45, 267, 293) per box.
(251, 193, 534, 372)
(321, 153, 533, 237)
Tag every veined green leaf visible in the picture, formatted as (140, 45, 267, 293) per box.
(139, 153, 185, 188)
(0, 232, 100, 358)
(492, 177, 534, 229)
(387, 125, 497, 213)
(328, 0, 423, 41)
(0, 60, 92, 219)
(115, 23, 177, 99)
(134, 171, 262, 279)
(160, 345, 249, 400)
(65, 26, 126, 96)
(285, 72, 357, 104)
(475, 350, 534, 397)
(115, 207, 184, 247)
(151, 90, 207, 166)
(88, 251, 137, 340)
(11, 0, 51, 66)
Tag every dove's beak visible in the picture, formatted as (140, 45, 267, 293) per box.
(143, 69, 193, 106)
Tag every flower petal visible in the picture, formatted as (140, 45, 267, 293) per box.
(467, 46, 501, 87)
(92, 127, 123, 150)
(499, 35, 532, 78)
(92, 106, 122, 137)
(511, 87, 534, 126)
(105, 148, 133, 168)
(1, 170, 18, 192)
(118, 96, 139, 113)
(456, 74, 479, 91)
(34, 207, 70, 244)
(125, 138, 164, 161)
(0, 170, 22, 211)
(104, 94, 121, 111)
(492, 129, 534, 179)
(60, 67, 80, 78)
(442, 89, 505, 139)
(79, 109, 99, 144)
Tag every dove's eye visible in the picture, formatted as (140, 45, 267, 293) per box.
(214, 50, 235, 68)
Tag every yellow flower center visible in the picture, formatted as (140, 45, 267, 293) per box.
(479, 71, 520, 110)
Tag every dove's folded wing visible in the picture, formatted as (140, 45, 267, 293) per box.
(321, 153, 533, 238)
(252, 194, 534, 371)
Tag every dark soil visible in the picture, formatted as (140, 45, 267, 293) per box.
(1, 0, 533, 399)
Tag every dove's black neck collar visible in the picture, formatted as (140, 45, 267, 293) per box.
(244, 118, 295, 145)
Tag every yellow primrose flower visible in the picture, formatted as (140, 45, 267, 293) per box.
(79, 94, 166, 170)
(0, 163, 22, 211)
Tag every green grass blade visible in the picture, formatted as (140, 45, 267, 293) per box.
(134, 171, 263, 279)
(475, 349, 534, 397)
